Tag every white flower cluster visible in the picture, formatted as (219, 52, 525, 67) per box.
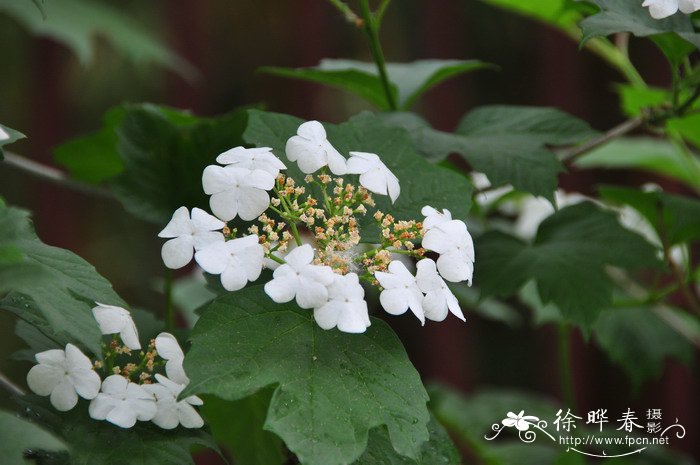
(159, 120, 475, 333)
(643, 0, 700, 18)
(26, 303, 203, 429)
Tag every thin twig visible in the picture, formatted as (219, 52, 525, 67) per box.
(2, 151, 114, 199)
(0, 370, 25, 396)
(326, 0, 363, 26)
(559, 116, 646, 162)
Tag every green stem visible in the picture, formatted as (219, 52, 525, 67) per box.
(558, 324, 577, 410)
(359, 0, 397, 110)
(164, 268, 175, 331)
(267, 253, 286, 265)
(326, 0, 362, 24)
(575, 34, 646, 88)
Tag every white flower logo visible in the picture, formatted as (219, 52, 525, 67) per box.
(502, 411, 540, 432)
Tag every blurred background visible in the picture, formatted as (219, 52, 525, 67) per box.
(0, 0, 697, 462)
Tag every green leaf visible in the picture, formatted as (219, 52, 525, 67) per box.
(574, 137, 700, 191)
(0, 202, 125, 355)
(262, 59, 493, 110)
(0, 409, 67, 465)
(53, 108, 125, 184)
(593, 306, 694, 388)
(616, 85, 669, 117)
(260, 65, 395, 111)
(599, 186, 700, 245)
(172, 273, 219, 328)
(580, 0, 700, 49)
(383, 106, 596, 200)
(667, 112, 700, 150)
(243, 109, 473, 241)
(650, 33, 697, 68)
(17, 396, 218, 465)
(355, 415, 460, 465)
(475, 202, 661, 330)
(183, 286, 431, 465)
(477, 0, 584, 30)
(0, 0, 195, 78)
(0, 123, 26, 160)
(112, 104, 249, 224)
(200, 389, 286, 465)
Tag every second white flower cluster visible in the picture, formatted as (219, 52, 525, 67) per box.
(26, 303, 204, 429)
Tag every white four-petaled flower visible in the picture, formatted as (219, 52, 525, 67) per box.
(415, 259, 464, 322)
(346, 151, 400, 203)
(89, 375, 157, 428)
(143, 374, 204, 430)
(314, 273, 371, 333)
(216, 146, 287, 177)
(285, 121, 347, 175)
(421, 206, 452, 231)
(375, 260, 425, 324)
(202, 165, 275, 221)
(158, 207, 225, 269)
(264, 244, 335, 309)
(155, 332, 189, 385)
(26, 344, 101, 412)
(195, 235, 264, 291)
(422, 219, 474, 284)
(643, 0, 700, 19)
(92, 302, 141, 350)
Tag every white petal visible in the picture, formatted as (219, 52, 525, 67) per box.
(27, 364, 63, 396)
(209, 190, 240, 222)
(236, 187, 270, 221)
(380, 289, 409, 315)
(166, 359, 190, 385)
(202, 165, 234, 195)
(437, 252, 474, 284)
(89, 394, 116, 420)
(194, 241, 229, 274)
(336, 302, 370, 334)
(220, 265, 249, 291)
(415, 259, 442, 292)
(314, 302, 341, 330)
(64, 344, 93, 370)
(161, 236, 195, 269)
(296, 278, 330, 309)
(359, 169, 389, 197)
(644, 0, 679, 18)
(106, 402, 139, 428)
(101, 374, 128, 395)
(152, 403, 180, 430)
(192, 230, 225, 251)
(386, 171, 400, 203)
(264, 271, 297, 303)
(50, 377, 79, 411)
(284, 243, 314, 268)
(70, 369, 101, 400)
(0, 126, 9, 141)
(177, 403, 205, 428)
(120, 318, 142, 351)
(325, 142, 348, 175)
(346, 155, 374, 174)
(158, 207, 193, 238)
(35, 349, 66, 367)
(155, 333, 184, 361)
(190, 207, 225, 231)
(285, 137, 326, 173)
(297, 120, 326, 141)
(679, 0, 700, 13)
(245, 169, 276, 191)
(423, 292, 449, 322)
(132, 397, 158, 421)
(92, 304, 128, 335)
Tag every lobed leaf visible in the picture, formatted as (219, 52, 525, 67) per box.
(183, 286, 431, 465)
(475, 202, 661, 330)
(0, 409, 67, 465)
(262, 59, 493, 110)
(0, 202, 125, 355)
